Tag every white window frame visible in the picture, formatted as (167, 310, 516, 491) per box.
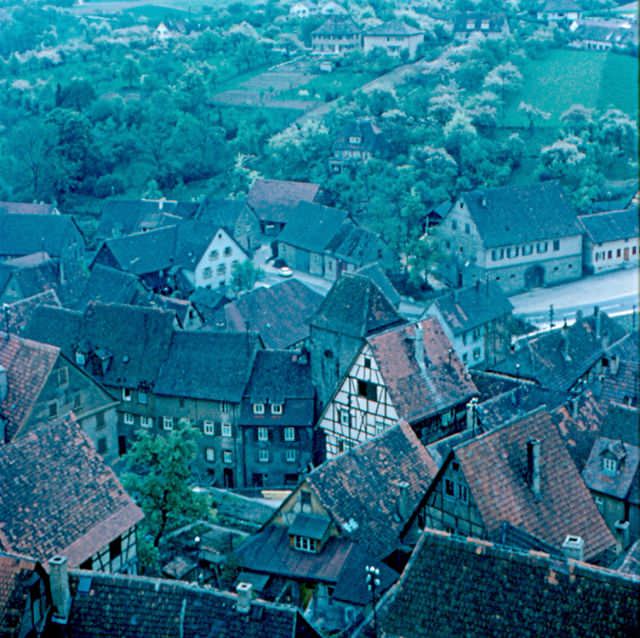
(284, 427, 295, 442)
(339, 409, 350, 427)
(122, 388, 132, 401)
(203, 420, 215, 436)
(603, 457, 617, 473)
(205, 447, 215, 462)
(258, 427, 269, 442)
(286, 448, 297, 463)
(163, 416, 174, 431)
(253, 403, 265, 415)
(271, 403, 283, 415)
(222, 422, 232, 438)
(223, 450, 232, 464)
(123, 413, 135, 425)
(259, 449, 270, 463)
(140, 416, 153, 428)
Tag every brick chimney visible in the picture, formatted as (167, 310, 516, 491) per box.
(562, 535, 584, 561)
(594, 305, 601, 339)
(561, 320, 571, 362)
(527, 438, 541, 496)
(0, 364, 7, 402)
(49, 555, 71, 625)
(396, 480, 410, 521)
(466, 397, 478, 432)
(236, 582, 253, 614)
(414, 323, 427, 378)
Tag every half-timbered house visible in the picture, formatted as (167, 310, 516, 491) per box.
(317, 317, 477, 458)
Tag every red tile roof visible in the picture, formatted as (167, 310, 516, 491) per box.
(2, 290, 61, 334)
(247, 179, 319, 210)
(368, 318, 477, 422)
(0, 331, 60, 441)
(0, 553, 41, 638)
(0, 417, 143, 566)
(453, 409, 617, 562)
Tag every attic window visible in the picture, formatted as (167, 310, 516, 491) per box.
(293, 536, 318, 553)
(224, 246, 232, 257)
(603, 457, 618, 474)
(364, 357, 371, 369)
(253, 403, 265, 415)
(271, 403, 283, 415)
(57, 367, 69, 387)
(122, 388, 132, 401)
(481, 19, 489, 29)
(209, 250, 219, 261)
(348, 136, 361, 144)
(357, 380, 377, 401)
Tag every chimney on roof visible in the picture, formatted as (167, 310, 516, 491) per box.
(236, 582, 253, 614)
(466, 397, 478, 433)
(562, 535, 584, 561)
(396, 481, 410, 521)
(594, 305, 601, 339)
(414, 322, 427, 378)
(610, 354, 620, 376)
(526, 438, 541, 497)
(49, 555, 71, 625)
(569, 395, 579, 419)
(0, 364, 7, 403)
(615, 520, 630, 550)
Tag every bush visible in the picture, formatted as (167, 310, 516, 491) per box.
(94, 174, 125, 198)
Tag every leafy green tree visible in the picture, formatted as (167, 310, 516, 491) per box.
(232, 260, 263, 293)
(518, 101, 551, 132)
(123, 424, 208, 549)
(560, 105, 595, 137)
(121, 56, 140, 89)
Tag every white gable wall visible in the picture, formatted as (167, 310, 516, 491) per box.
(193, 228, 248, 289)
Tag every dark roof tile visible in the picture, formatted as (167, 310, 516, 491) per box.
(579, 206, 639, 244)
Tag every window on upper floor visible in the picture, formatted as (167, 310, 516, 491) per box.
(286, 448, 297, 463)
(97, 437, 108, 455)
(48, 401, 58, 418)
(141, 416, 153, 428)
(451, 219, 457, 230)
(109, 537, 122, 561)
(522, 244, 534, 256)
(293, 535, 318, 553)
(253, 403, 265, 415)
(258, 448, 270, 463)
(209, 250, 219, 261)
(138, 390, 148, 405)
(553, 239, 560, 251)
(464, 223, 470, 234)
(203, 421, 214, 436)
(221, 402, 230, 414)
(222, 422, 232, 438)
(339, 409, 350, 427)
(357, 380, 377, 401)
(284, 427, 295, 441)
(205, 447, 215, 463)
(124, 413, 134, 425)
(217, 263, 226, 275)
(122, 388, 132, 401)
(537, 241, 548, 253)
(203, 267, 212, 279)
(258, 427, 269, 442)
(603, 457, 617, 474)
(56, 367, 69, 387)
(445, 479, 455, 497)
(271, 403, 283, 415)
(163, 417, 174, 431)
(348, 136, 361, 145)
(364, 357, 372, 369)
(224, 246, 232, 257)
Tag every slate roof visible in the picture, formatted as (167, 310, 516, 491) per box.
(0, 553, 43, 638)
(312, 15, 360, 36)
(367, 318, 478, 423)
(460, 181, 579, 248)
(0, 214, 83, 258)
(428, 281, 513, 335)
(305, 422, 437, 558)
(247, 179, 319, 223)
(376, 529, 640, 638)
(453, 12, 508, 33)
(310, 273, 404, 339)
(0, 201, 57, 215)
(241, 350, 314, 425)
(0, 257, 59, 300)
(154, 331, 260, 402)
(97, 198, 198, 238)
(73, 264, 146, 309)
(22, 302, 176, 389)
(0, 331, 60, 442)
(582, 437, 640, 502)
(0, 417, 143, 566)
(66, 570, 321, 638)
(277, 202, 348, 252)
(326, 223, 389, 267)
(333, 120, 384, 154)
(443, 409, 617, 561)
(196, 198, 255, 232)
(486, 310, 627, 391)
(365, 20, 422, 36)
(355, 263, 400, 307)
(219, 279, 324, 349)
(579, 206, 639, 244)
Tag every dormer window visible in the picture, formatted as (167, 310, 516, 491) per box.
(122, 388, 132, 401)
(271, 403, 283, 415)
(481, 20, 489, 29)
(294, 536, 318, 552)
(253, 403, 265, 415)
(348, 136, 361, 145)
(289, 513, 330, 554)
(603, 457, 618, 474)
(466, 19, 475, 29)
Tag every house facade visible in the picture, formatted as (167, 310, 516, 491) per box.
(363, 20, 424, 59)
(311, 16, 361, 55)
(579, 207, 639, 274)
(317, 318, 477, 458)
(434, 181, 583, 294)
(452, 13, 510, 40)
(537, 0, 582, 22)
(192, 227, 249, 290)
(330, 120, 384, 172)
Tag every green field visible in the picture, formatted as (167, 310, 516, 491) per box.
(279, 70, 377, 101)
(503, 49, 638, 128)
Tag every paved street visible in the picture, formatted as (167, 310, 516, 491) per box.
(510, 266, 639, 327)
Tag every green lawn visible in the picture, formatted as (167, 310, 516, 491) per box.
(503, 49, 638, 128)
(278, 69, 377, 101)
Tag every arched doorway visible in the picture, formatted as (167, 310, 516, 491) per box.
(524, 265, 545, 289)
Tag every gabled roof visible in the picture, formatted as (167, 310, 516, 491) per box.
(247, 178, 319, 221)
(365, 20, 422, 36)
(427, 281, 513, 335)
(583, 436, 640, 501)
(376, 529, 640, 638)
(277, 202, 348, 252)
(305, 422, 437, 559)
(310, 273, 403, 339)
(196, 198, 256, 233)
(73, 264, 145, 309)
(0, 553, 46, 638)
(486, 310, 627, 391)
(333, 120, 384, 154)
(0, 331, 60, 442)
(367, 318, 478, 423)
(326, 223, 389, 267)
(244, 349, 313, 403)
(579, 206, 639, 244)
(312, 15, 360, 36)
(0, 417, 143, 566)
(355, 263, 400, 307)
(1, 290, 61, 334)
(220, 279, 324, 349)
(154, 331, 260, 402)
(22, 302, 175, 388)
(0, 256, 59, 300)
(458, 181, 579, 248)
(0, 214, 83, 258)
(66, 570, 322, 638)
(444, 409, 617, 561)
